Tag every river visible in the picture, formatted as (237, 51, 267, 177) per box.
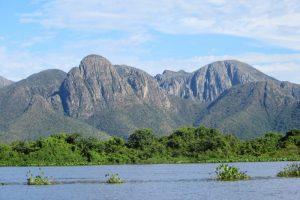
(0, 162, 300, 200)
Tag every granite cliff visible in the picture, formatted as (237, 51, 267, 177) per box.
(0, 75, 13, 88)
(0, 55, 299, 142)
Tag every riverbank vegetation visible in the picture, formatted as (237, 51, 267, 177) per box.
(0, 127, 299, 166)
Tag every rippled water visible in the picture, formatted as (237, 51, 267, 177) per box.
(0, 162, 300, 200)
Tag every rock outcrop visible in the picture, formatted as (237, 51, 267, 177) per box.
(60, 55, 171, 118)
(156, 60, 275, 102)
(0, 55, 300, 142)
(0, 75, 13, 88)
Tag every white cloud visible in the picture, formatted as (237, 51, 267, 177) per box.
(1, 44, 300, 84)
(19, 0, 300, 50)
(19, 33, 55, 48)
(0, 46, 78, 80)
(0, 32, 153, 81)
(2, 0, 300, 83)
(64, 32, 152, 53)
(254, 63, 300, 84)
(118, 52, 300, 84)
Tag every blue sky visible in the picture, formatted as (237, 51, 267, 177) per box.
(0, 0, 300, 83)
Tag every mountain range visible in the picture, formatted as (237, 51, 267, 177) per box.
(0, 54, 299, 142)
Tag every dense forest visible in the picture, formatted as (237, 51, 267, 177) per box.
(0, 127, 299, 166)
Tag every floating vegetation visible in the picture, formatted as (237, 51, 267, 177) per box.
(26, 168, 53, 185)
(105, 173, 124, 184)
(215, 164, 250, 181)
(277, 163, 300, 177)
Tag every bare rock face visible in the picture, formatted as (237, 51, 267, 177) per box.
(60, 55, 128, 117)
(155, 70, 192, 99)
(115, 65, 171, 109)
(279, 81, 300, 100)
(156, 60, 275, 102)
(60, 55, 171, 118)
(0, 75, 13, 88)
(1, 54, 300, 141)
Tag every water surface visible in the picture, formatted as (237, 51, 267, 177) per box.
(0, 162, 300, 200)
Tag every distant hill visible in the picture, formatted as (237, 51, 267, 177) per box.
(0, 69, 109, 142)
(0, 54, 299, 142)
(194, 81, 300, 138)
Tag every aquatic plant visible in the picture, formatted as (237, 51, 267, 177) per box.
(215, 164, 250, 181)
(26, 168, 53, 185)
(277, 163, 300, 177)
(105, 173, 124, 184)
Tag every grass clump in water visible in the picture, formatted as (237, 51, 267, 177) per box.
(105, 173, 124, 184)
(277, 163, 300, 177)
(26, 168, 53, 185)
(215, 164, 250, 181)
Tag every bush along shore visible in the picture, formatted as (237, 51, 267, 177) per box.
(0, 127, 300, 166)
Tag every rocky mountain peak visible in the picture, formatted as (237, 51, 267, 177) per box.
(60, 55, 128, 117)
(0, 75, 13, 88)
(1, 55, 300, 141)
(160, 69, 190, 77)
(157, 60, 276, 102)
(162, 70, 175, 75)
(79, 54, 113, 74)
(115, 65, 171, 108)
(60, 55, 171, 118)
(194, 60, 274, 84)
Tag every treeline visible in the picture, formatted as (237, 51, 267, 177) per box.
(0, 127, 299, 166)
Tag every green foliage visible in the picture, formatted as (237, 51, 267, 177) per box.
(26, 168, 53, 185)
(277, 163, 300, 177)
(27, 134, 86, 165)
(127, 129, 156, 150)
(240, 132, 282, 156)
(105, 173, 124, 184)
(0, 128, 299, 166)
(166, 127, 239, 158)
(215, 164, 250, 181)
(278, 129, 300, 148)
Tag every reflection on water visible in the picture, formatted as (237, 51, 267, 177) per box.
(0, 162, 300, 200)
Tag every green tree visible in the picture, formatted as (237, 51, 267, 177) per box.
(127, 129, 156, 150)
(278, 129, 300, 148)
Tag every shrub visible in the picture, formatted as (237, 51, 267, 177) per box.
(105, 173, 124, 184)
(127, 129, 156, 150)
(277, 163, 300, 177)
(215, 164, 250, 181)
(26, 168, 53, 185)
